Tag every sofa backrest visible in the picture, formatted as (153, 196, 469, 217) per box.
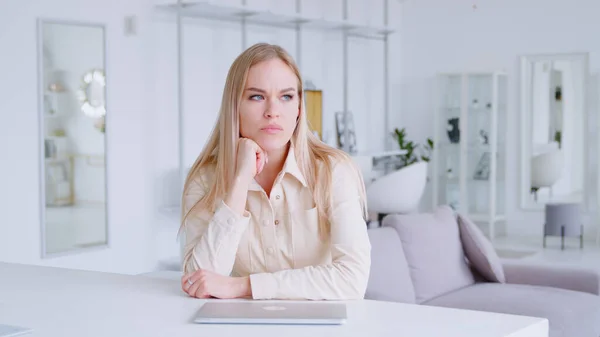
(381, 206, 476, 303)
(365, 226, 416, 303)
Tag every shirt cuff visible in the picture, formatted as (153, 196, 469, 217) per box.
(249, 273, 278, 300)
(214, 200, 251, 227)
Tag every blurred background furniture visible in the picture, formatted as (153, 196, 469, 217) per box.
(366, 161, 428, 224)
(544, 202, 583, 249)
(366, 210, 600, 337)
(531, 148, 564, 202)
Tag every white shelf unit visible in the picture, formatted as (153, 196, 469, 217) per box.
(432, 71, 508, 242)
(155, 0, 396, 187)
(155, 0, 397, 263)
(157, 1, 394, 40)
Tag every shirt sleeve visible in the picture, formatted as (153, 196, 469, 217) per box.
(249, 160, 371, 300)
(181, 177, 251, 276)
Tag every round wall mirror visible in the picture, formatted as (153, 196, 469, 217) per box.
(77, 69, 106, 118)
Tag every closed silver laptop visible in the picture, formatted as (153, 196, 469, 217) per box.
(194, 301, 347, 325)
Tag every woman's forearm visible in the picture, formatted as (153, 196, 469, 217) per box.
(238, 276, 253, 298)
(224, 175, 251, 216)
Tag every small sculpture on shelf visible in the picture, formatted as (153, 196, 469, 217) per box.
(479, 129, 489, 145)
(447, 117, 460, 143)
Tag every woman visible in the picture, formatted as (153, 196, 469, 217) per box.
(180, 42, 371, 301)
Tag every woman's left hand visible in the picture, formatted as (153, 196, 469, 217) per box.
(181, 269, 251, 299)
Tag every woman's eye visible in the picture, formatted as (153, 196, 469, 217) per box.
(282, 94, 294, 101)
(250, 95, 264, 101)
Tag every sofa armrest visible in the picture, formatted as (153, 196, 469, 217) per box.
(503, 261, 600, 295)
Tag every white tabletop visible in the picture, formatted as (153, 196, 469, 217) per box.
(0, 263, 548, 337)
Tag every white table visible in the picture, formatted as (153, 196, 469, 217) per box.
(0, 263, 548, 337)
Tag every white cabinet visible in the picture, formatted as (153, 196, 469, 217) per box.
(432, 72, 508, 241)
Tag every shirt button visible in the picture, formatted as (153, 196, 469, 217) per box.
(274, 220, 279, 225)
(267, 247, 274, 254)
(276, 195, 281, 200)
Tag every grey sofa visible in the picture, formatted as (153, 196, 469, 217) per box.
(366, 207, 600, 337)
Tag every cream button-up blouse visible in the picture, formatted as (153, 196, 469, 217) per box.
(182, 149, 371, 300)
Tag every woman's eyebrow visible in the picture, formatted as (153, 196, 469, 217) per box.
(245, 87, 296, 93)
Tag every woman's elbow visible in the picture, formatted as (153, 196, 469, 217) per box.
(339, 260, 370, 300)
(348, 274, 369, 300)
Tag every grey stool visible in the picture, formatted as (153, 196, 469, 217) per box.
(543, 202, 583, 250)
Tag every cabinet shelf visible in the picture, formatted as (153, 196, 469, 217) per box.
(156, 1, 394, 40)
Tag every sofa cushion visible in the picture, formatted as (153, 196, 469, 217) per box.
(457, 213, 506, 283)
(365, 227, 416, 303)
(424, 283, 600, 337)
(382, 206, 474, 303)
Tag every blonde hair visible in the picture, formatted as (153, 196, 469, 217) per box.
(180, 42, 367, 236)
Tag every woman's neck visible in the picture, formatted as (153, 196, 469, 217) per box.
(255, 144, 290, 196)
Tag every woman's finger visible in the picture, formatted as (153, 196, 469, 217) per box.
(194, 286, 210, 299)
(181, 274, 191, 291)
(255, 151, 263, 174)
(258, 155, 265, 174)
(182, 271, 201, 292)
(256, 145, 267, 174)
(187, 278, 202, 297)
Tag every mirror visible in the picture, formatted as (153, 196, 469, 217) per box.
(520, 53, 589, 210)
(37, 20, 108, 257)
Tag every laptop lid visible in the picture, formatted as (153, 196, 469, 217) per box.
(194, 301, 347, 325)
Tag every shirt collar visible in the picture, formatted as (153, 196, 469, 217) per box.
(248, 145, 308, 191)
(281, 145, 308, 187)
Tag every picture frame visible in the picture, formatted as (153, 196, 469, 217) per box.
(335, 111, 357, 154)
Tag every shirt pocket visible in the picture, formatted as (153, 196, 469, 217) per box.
(290, 206, 329, 268)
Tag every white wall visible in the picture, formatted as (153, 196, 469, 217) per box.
(400, 0, 599, 238)
(0, 0, 403, 273)
(0, 0, 156, 274)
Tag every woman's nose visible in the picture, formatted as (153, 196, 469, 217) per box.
(264, 99, 280, 118)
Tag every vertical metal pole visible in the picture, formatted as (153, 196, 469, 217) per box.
(383, 0, 390, 149)
(489, 72, 499, 243)
(176, 0, 186, 263)
(342, 0, 349, 152)
(295, 0, 302, 70)
(432, 74, 439, 208)
(177, 0, 185, 189)
(241, 0, 247, 50)
(460, 74, 468, 214)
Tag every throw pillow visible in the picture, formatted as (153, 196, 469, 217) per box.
(457, 213, 506, 283)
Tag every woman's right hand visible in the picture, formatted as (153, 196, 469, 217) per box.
(235, 138, 267, 184)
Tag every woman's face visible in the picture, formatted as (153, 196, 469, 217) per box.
(239, 58, 300, 152)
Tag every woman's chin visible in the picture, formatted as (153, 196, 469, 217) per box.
(255, 138, 290, 153)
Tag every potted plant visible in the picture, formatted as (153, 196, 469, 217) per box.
(392, 128, 434, 168)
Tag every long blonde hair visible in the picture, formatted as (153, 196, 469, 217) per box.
(180, 42, 367, 235)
